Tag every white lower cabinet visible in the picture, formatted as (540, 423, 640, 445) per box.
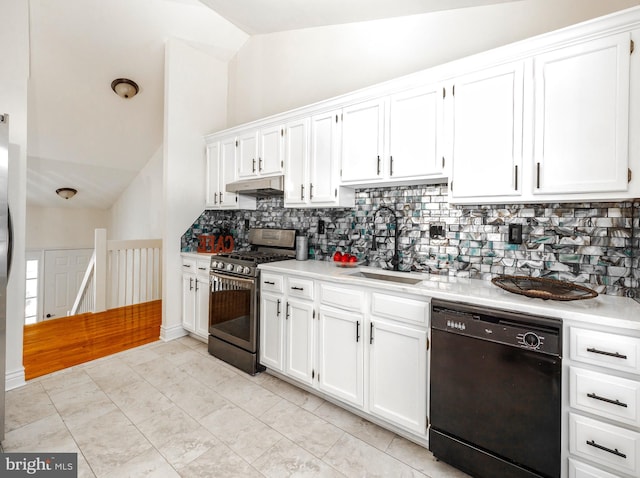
(260, 273, 315, 384)
(181, 256, 210, 340)
(259, 272, 429, 438)
(567, 324, 640, 478)
(317, 305, 365, 407)
(368, 318, 427, 434)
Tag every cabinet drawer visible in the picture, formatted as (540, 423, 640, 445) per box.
(371, 293, 429, 326)
(196, 260, 210, 274)
(570, 366, 640, 427)
(569, 458, 623, 478)
(287, 277, 313, 300)
(182, 258, 197, 271)
(320, 283, 364, 312)
(569, 413, 640, 476)
(570, 327, 640, 375)
(261, 273, 284, 293)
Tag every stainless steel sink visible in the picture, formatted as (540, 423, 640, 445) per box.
(347, 271, 424, 285)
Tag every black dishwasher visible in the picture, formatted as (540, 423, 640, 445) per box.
(429, 300, 562, 478)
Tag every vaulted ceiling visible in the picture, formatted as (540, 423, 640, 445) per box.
(26, 0, 524, 209)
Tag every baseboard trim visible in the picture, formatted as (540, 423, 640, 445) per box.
(6, 367, 26, 391)
(160, 324, 188, 342)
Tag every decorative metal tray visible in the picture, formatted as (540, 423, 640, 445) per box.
(491, 275, 598, 301)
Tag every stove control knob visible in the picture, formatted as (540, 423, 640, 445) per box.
(226, 263, 235, 272)
(218, 262, 225, 269)
(210, 261, 218, 269)
(242, 266, 251, 275)
(523, 332, 540, 349)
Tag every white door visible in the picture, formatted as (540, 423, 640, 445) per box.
(220, 136, 238, 208)
(205, 141, 221, 208)
(259, 292, 284, 371)
(368, 318, 427, 434)
(533, 32, 631, 195)
(388, 85, 443, 179)
(341, 99, 386, 183)
(259, 124, 284, 175)
(450, 61, 525, 199)
(194, 270, 210, 338)
(43, 249, 92, 320)
(310, 110, 341, 205)
(284, 119, 309, 206)
(238, 130, 258, 178)
(317, 306, 364, 408)
(285, 298, 314, 385)
(181, 272, 196, 332)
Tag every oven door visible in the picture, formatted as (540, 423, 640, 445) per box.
(209, 271, 257, 353)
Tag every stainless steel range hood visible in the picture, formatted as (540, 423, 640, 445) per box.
(226, 175, 284, 197)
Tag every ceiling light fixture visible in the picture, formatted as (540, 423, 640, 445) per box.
(111, 78, 139, 99)
(56, 188, 78, 200)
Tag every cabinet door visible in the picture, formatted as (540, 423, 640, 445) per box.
(284, 119, 309, 206)
(317, 307, 364, 408)
(388, 85, 443, 179)
(450, 61, 524, 199)
(259, 124, 285, 176)
(310, 110, 341, 205)
(534, 33, 631, 195)
(260, 292, 284, 371)
(369, 319, 427, 434)
(285, 298, 315, 385)
(181, 273, 196, 332)
(341, 99, 386, 183)
(205, 142, 222, 208)
(220, 136, 238, 208)
(194, 270, 210, 339)
(238, 130, 258, 178)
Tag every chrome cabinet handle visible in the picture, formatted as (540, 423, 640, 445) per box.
(189, 278, 193, 290)
(286, 302, 290, 320)
(356, 321, 360, 342)
(377, 155, 381, 175)
(264, 281, 275, 285)
(370, 322, 374, 344)
(291, 286, 304, 291)
(276, 299, 281, 316)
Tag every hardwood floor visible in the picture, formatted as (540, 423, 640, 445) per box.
(23, 300, 162, 380)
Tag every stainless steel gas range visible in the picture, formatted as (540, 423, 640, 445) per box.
(208, 228, 296, 375)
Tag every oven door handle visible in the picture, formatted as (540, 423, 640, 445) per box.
(210, 271, 257, 288)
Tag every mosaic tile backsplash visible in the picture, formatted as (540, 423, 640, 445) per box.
(182, 184, 640, 299)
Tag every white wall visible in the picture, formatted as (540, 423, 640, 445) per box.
(0, 0, 29, 390)
(109, 146, 163, 240)
(162, 38, 229, 340)
(26, 206, 110, 250)
(228, 0, 640, 125)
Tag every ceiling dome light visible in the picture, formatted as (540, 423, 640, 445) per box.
(111, 78, 139, 99)
(56, 188, 78, 200)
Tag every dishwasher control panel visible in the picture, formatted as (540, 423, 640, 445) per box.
(431, 300, 562, 357)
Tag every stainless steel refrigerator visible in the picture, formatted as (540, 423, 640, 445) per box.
(0, 113, 10, 444)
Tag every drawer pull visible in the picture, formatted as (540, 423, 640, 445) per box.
(586, 347, 628, 360)
(264, 281, 275, 285)
(586, 440, 627, 459)
(587, 392, 628, 408)
(291, 286, 304, 291)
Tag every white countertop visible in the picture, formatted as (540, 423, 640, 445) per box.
(259, 260, 640, 332)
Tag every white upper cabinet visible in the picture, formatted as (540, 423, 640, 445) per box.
(238, 125, 285, 179)
(205, 136, 256, 210)
(285, 111, 354, 208)
(449, 61, 525, 201)
(341, 99, 386, 183)
(283, 118, 309, 207)
(388, 85, 444, 180)
(533, 32, 631, 196)
(340, 85, 445, 186)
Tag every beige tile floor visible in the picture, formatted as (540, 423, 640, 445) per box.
(4, 336, 470, 478)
